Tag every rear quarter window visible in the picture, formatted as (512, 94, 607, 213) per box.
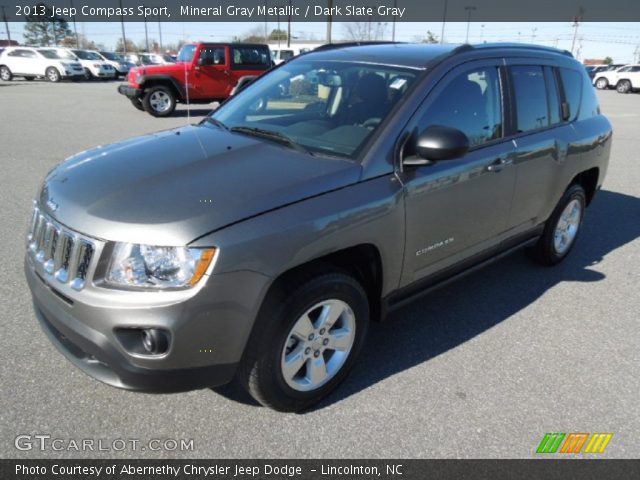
(578, 71, 601, 120)
(558, 68, 582, 122)
(231, 46, 271, 70)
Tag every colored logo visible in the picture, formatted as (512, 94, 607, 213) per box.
(536, 433, 613, 454)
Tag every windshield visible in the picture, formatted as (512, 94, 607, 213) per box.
(211, 60, 419, 159)
(74, 50, 101, 60)
(55, 49, 76, 60)
(100, 51, 120, 61)
(38, 49, 62, 59)
(177, 44, 196, 62)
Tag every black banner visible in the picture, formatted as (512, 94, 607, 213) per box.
(2, 459, 640, 480)
(3, 0, 640, 22)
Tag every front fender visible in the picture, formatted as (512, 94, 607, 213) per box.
(189, 175, 406, 298)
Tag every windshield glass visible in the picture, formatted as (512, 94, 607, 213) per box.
(74, 50, 101, 60)
(55, 49, 76, 60)
(38, 49, 62, 59)
(177, 44, 196, 62)
(212, 60, 419, 159)
(100, 51, 119, 61)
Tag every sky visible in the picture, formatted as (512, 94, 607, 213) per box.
(4, 21, 640, 63)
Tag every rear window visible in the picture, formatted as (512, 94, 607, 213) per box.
(578, 70, 600, 120)
(510, 66, 549, 133)
(558, 68, 582, 122)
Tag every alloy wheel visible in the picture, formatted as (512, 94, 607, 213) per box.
(553, 199, 582, 255)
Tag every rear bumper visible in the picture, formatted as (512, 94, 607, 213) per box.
(118, 84, 143, 99)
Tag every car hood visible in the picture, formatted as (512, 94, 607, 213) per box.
(136, 63, 184, 75)
(39, 124, 361, 246)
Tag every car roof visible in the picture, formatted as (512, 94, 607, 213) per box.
(299, 42, 572, 69)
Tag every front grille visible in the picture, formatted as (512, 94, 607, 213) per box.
(27, 205, 96, 291)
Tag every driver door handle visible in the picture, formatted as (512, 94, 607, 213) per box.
(486, 157, 513, 172)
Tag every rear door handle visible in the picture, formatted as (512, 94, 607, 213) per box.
(486, 157, 513, 172)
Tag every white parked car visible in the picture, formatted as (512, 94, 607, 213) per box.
(97, 51, 133, 78)
(0, 47, 84, 82)
(270, 46, 314, 64)
(592, 64, 628, 89)
(608, 64, 640, 93)
(71, 49, 117, 79)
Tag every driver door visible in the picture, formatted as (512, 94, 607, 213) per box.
(399, 60, 517, 285)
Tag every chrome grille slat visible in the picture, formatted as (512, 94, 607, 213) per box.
(26, 206, 96, 291)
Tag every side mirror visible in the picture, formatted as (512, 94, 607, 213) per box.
(404, 125, 470, 166)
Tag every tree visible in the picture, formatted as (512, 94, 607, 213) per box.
(115, 38, 138, 54)
(234, 25, 266, 43)
(23, 3, 72, 46)
(269, 29, 288, 41)
(60, 33, 96, 50)
(342, 22, 387, 41)
(422, 31, 439, 44)
(603, 56, 613, 65)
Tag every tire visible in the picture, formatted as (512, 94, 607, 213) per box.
(83, 68, 93, 80)
(530, 184, 586, 266)
(142, 85, 177, 117)
(130, 98, 145, 111)
(239, 271, 370, 412)
(24, 76, 35, 81)
(0, 66, 12, 81)
(46, 67, 61, 83)
(616, 80, 631, 93)
(595, 77, 608, 90)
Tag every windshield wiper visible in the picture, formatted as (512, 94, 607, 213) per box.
(229, 126, 313, 156)
(201, 117, 228, 130)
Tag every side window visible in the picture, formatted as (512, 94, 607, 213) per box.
(558, 68, 582, 122)
(200, 47, 225, 66)
(632, 66, 640, 72)
(511, 66, 549, 132)
(544, 67, 561, 125)
(418, 67, 503, 148)
(231, 46, 271, 70)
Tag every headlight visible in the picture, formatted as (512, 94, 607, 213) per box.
(61, 62, 70, 67)
(106, 243, 216, 289)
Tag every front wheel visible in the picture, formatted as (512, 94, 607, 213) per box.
(130, 98, 145, 111)
(530, 184, 586, 266)
(616, 80, 632, 93)
(83, 68, 93, 81)
(239, 271, 369, 412)
(142, 85, 177, 117)
(0, 66, 13, 81)
(595, 77, 608, 89)
(46, 67, 61, 83)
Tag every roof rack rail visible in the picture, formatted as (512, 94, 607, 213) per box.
(462, 42, 573, 57)
(313, 41, 406, 52)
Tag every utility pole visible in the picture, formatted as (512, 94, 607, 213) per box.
(69, 0, 79, 48)
(264, 0, 268, 43)
(571, 7, 585, 55)
(391, 0, 397, 41)
(144, 15, 149, 51)
(158, 20, 163, 51)
(287, 0, 291, 48)
(326, 0, 332, 43)
(464, 6, 476, 44)
(531, 27, 537, 43)
(440, 0, 448, 44)
(1, 6, 11, 43)
(480, 23, 485, 42)
(119, 0, 127, 56)
(634, 45, 640, 63)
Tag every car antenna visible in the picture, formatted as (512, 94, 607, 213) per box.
(184, 59, 190, 123)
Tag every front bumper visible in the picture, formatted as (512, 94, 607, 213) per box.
(118, 84, 143, 99)
(25, 253, 271, 393)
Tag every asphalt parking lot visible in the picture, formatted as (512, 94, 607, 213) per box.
(0, 80, 638, 459)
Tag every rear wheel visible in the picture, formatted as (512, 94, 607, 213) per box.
(0, 66, 13, 81)
(616, 80, 632, 93)
(239, 271, 369, 412)
(595, 77, 608, 89)
(530, 184, 586, 265)
(46, 67, 61, 83)
(142, 85, 177, 117)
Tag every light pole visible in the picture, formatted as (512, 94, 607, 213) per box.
(391, 0, 397, 41)
(571, 7, 585, 55)
(119, 0, 127, 56)
(480, 23, 485, 43)
(1, 5, 11, 43)
(69, 0, 79, 48)
(158, 20, 163, 51)
(440, 0, 448, 44)
(287, 0, 291, 48)
(531, 27, 537, 43)
(464, 6, 476, 44)
(264, 0, 268, 43)
(326, 0, 332, 43)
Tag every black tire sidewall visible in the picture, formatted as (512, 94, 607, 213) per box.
(244, 273, 369, 411)
(142, 86, 176, 117)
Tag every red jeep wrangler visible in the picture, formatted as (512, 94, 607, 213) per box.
(117, 43, 272, 117)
